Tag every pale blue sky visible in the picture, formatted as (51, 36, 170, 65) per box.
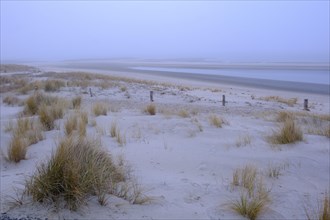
(1, 1, 329, 62)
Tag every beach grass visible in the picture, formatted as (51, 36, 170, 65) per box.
(25, 135, 126, 210)
(145, 104, 156, 115)
(269, 118, 303, 144)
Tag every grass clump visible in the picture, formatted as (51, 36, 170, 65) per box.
(7, 117, 44, 163)
(261, 96, 297, 107)
(3, 95, 23, 106)
(277, 111, 294, 122)
(44, 79, 65, 92)
(230, 190, 269, 220)
(304, 192, 330, 220)
(7, 134, 28, 163)
(23, 92, 66, 116)
(232, 165, 258, 197)
(110, 121, 118, 138)
(177, 109, 190, 118)
(38, 104, 62, 131)
(229, 165, 270, 220)
(209, 114, 223, 128)
(269, 118, 303, 144)
(145, 104, 156, 115)
(71, 96, 82, 109)
(25, 136, 126, 210)
(92, 102, 108, 116)
(109, 121, 126, 146)
(64, 114, 78, 136)
(235, 134, 252, 147)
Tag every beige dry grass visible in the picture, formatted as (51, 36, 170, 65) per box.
(110, 121, 118, 138)
(25, 135, 148, 210)
(145, 104, 156, 115)
(3, 95, 23, 106)
(177, 109, 190, 118)
(92, 102, 108, 116)
(209, 114, 223, 128)
(38, 104, 64, 131)
(269, 118, 303, 144)
(230, 190, 270, 220)
(44, 79, 65, 92)
(232, 165, 258, 197)
(229, 165, 270, 220)
(235, 134, 252, 147)
(25, 135, 126, 210)
(304, 192, 330, 220)
(7, 134, 28, 163)
(277, 111, 295, 122)
(261, 96, 298, 107)
(64, 114, 78, 136)
(6, 117, 44, 163)
(71, 96, 82, 109)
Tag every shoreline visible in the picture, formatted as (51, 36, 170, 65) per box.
(41, 63, 330, 95)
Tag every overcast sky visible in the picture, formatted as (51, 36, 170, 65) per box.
(1, 1, 329, 62)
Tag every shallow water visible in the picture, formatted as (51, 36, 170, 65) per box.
(132, 67, 330, 85)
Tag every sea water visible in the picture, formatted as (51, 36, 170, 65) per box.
(132, 67, 329, 85)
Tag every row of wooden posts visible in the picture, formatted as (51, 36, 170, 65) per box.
(88, 88, 310, 111)
(151, 90, 310, 110)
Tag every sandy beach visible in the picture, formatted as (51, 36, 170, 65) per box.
(0, 63, 329, 219)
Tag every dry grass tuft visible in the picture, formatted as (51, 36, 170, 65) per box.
(110, 121, 118, 138)
(7, 117, 44, 162)
(304, 192, 330, 220)
(25, 135, 126, 210)
(277, 111, 294, 122)
(269, 118, 303, 144)
(209, 114, 223, 128)
(230, 190, 269, 220)
(261, 96, 298, 107)
(44, 79, 65, 92)
(177, 109, 190, 118)
(145, 104, 156, 115)
(232, 165, 258, 197)
(92, 102, 108, 116)
(7, 134, 28, 163)
(3, 95, 23, 106)
(38, 104, 62, 131)
(71, 96, 82, 109)
(109, 121, 126, 146)
(229, 165, 270, 220)
(235, 134, 252, 147)
(64, 114, 78, 136)
(23, 92, 67, 117)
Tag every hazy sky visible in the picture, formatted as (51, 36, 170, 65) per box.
(1, 1, 329, 62)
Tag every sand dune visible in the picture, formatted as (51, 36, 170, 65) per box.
(0, 64, 329, 219)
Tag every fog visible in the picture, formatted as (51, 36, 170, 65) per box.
(1, 1, 329, 62)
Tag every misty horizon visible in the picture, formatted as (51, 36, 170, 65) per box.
(1, 1, 329, 63)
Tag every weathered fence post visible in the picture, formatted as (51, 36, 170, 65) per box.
(304, 99, 309, 111)
(222, 95, 226, 106)
(89, 88, 93, 97)
(150, 91, 154, 102)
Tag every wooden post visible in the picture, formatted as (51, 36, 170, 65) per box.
(89, 88, 93, 97)
(150, 91, 154, 102)
(222, 95, 225, 106)
(304, 99, 309, 111)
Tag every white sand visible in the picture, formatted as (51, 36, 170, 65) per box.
(0, 66, 329, 219)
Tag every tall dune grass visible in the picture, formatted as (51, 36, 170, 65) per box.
(25, 136, 126, 210)
(269, 118, 303, 144)
(7, 117, 44, 163)
(25, 135, 149, 210)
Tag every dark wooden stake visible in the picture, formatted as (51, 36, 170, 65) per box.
(304, 99, 310, 111)
(89, 88, 93, 97)
(222, 95, 226, 106)
(150, 91, 154, 102)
